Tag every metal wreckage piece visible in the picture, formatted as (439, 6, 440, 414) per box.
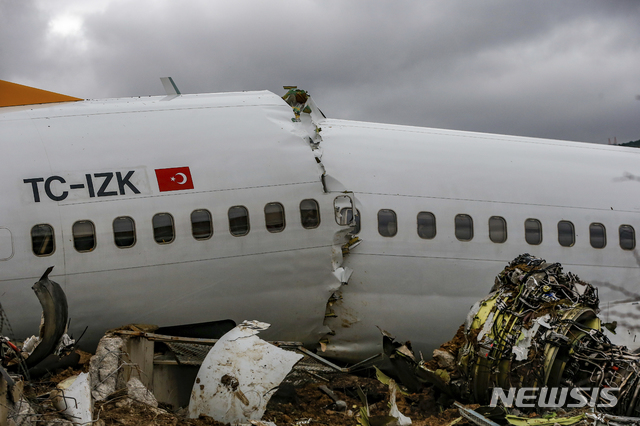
(26, 266, 70, 368)
(1, 267, 75, 376)
(384, 254, 640, 416)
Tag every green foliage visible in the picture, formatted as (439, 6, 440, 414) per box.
(620, 139, 640, 147)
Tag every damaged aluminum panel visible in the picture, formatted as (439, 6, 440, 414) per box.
(188, 320, 303, 424)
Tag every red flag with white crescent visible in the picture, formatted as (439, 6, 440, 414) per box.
(155, 167, 194, 192)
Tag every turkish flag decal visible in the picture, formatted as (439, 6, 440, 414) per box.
(155, 167, 194, 192)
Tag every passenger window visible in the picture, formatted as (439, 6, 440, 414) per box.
(557, 221, 575, 247)
(300, 199, 320, 229)
(228, 206, 250, 236)
(589, 223, 606, 248)
(340, 208, 361, 234)
(455, 214, 473, 241)
(524, 219, 542, 245)
(113, 216, 136, 248)
(191, 209, 213, 240)
(378, 209, 397, 237)
(265, 203, 285, 233)
(153, 213, 175, 244)
(73, 220, 96, 252)
(417, 212, 436, 239)
(488, 216, 507, 243)
(31, 224, 55, 256)
(620, 225, 636, 250)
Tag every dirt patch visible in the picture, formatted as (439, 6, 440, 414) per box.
(95, 402, 227, 426)
(20, 349, 476, 426)
(263, 372, 472, 426)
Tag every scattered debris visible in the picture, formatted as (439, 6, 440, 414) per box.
(432, 349, 456, 371)
(454, 402, 500, 426)
(8, 397, 37, 426)
(11, 257, 640, 425)
(0, 266, 490, 425)
(318, 384, 347, 412)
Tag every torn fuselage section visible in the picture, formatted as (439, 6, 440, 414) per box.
(385, 254, 640, 416)
(282, 88, 361, 357)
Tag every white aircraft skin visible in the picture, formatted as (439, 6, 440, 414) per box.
(1, 85, 639, 363)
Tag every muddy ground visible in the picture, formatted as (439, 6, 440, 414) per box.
(23, 355, 474, 426)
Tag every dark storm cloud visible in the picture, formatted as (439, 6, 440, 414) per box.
(1, 0, 639, 143)
(0, 0, 48, 78)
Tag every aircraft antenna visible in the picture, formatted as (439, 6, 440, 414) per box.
(160, 77, 181, 96)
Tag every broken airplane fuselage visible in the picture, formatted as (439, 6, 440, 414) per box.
(1, 85, 640, 362)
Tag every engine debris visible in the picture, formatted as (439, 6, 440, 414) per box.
(385, 254, 640, 417)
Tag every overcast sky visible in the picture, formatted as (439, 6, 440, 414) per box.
(1, 0, 639, 144)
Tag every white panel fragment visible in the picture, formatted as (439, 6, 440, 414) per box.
(188, 320, 303, 424)
(52, 373, 92, 425)
(465, 300, 482, 332)
(332, 266, 353, 284)
(388, 379, 412, 425)
(512, 314, 550, 361)
(477, 312, 495, 342)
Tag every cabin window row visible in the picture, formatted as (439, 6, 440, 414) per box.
(376, 210, 636, 250)
(30, 199, 321, 256)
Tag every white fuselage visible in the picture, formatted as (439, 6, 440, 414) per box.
(1, 90, 639, 362)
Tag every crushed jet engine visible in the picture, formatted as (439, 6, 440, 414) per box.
(384, 254, 640, 416)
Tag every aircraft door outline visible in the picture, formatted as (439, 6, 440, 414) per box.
(0, 227, 14, 261)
